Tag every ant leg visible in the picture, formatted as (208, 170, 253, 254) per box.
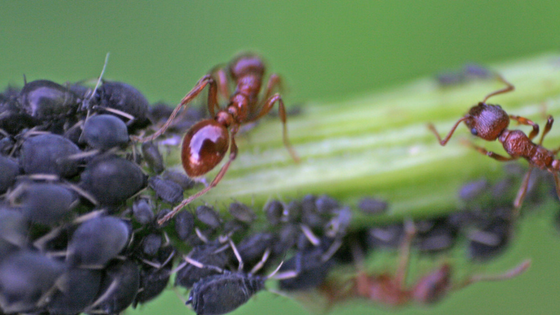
(513, 166, 534, 218)
(427, 116, 469, 146)
(132, 75, 217, 143)
(157, 129, 239, 225)
(482, 74, 515, 103)
(509, 115, 539, 140)
(262, 73, 283, 102)
(251, 93, 300, 163)
(454, 259, 531, 290)
(395, 220, 416, 289)
(465, 141, 517, 161)
(211, 67, 230, 101)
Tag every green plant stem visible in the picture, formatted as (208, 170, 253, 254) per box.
(165, 53, 560, 226)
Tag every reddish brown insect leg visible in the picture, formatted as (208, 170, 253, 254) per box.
(466, 142, 516, 161)
(132, 75, 217, 143)
(427, 116, 469, 146)
(395, 220, 416, 288)
(455, 260, 531, 290)
(509, 115, 539, 140)
(262, 73, 283, 102)
(251, 93, 300, 163)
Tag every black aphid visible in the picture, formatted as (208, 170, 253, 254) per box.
(81, 114, 129, 150)
(175, 243, 229, 289)
(94, 81, 150, 129)
(80, 155, 147, 205)
(0, 250, 65, 313)
(19, 80, 79, 120)
(196, 205, 222, 230)
(148, 176, 184, 205)
(229, 202, 256, 223)
(46, 268, 103, 315)
(20, 134, 81, 178)
(11, 182, 77, 225)
(358, 197, 388, 215)
(0, 155, 19, 193)
(132, 198, 155, 225)
(88, 260, 140, 314)
(175, 210, 195, 241)
(162, 169, 196, 190)
(67, 216, 130, 268)
(141, 141, 165, 174)
(264, 200, 284, 225)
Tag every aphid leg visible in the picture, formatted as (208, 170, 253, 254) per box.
(300, 224, 321, 246)
(250, 248, 271, 274)
(513, 166, 534, 218)
(509, 115, 539, 140)
(427, 116, 469, 146)
(250, 93, 300, 163)
(228, 239, 244, 272)
(395, 219, 416, 288)
(464, 141, 517, 161)
(454, 259, 531, 290)
(157, 129, 239, 225)
(481, 74, 515, 103)
(132, 75, 217, 143)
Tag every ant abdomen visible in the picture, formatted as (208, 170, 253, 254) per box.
(182, 120, 229, 177)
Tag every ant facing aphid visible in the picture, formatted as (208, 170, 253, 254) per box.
(133, 53, 300, 225)
(428, 75, 560, 216)
(319, 221, 530, 308)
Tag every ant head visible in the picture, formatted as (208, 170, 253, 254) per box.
(411, 264, 451, 304)
(464, 102, 510, 141)
(181, 119, 229, 178)
(229, 53, 265, 80)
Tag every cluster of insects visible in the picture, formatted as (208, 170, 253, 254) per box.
(0, 53, 547, 315)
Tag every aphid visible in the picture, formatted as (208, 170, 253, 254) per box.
(428, 75, 560, 216)
(19, 79, 80, 121)
(0, 250, 65, 313)
(175, 243, 230, 289)
(142, 233, 162, 256)
(87, 260, 141, 314)
(174, 210, 195, 241)
(80, 114, 129, 151)
(0, 155, 19, 193)
(148, 176, 184, 205)
(141, 141, 165, 174)
(228, 202, 257, 223)
(264, 199, 284, 225)
(196, 205, 222, 230)
(467, 217, 511, 261)
(358, 197, 388, 215)
(134, 246, 175, 306)
(162, 169, 197, 190)
(0, 208, 28, 260)
(133, 53, 300, 224)
(20, 133, 82, 178)
(46, 268, 103, 315)
(9, 182, 78, 225)
(320, 221, 530, 308)
(186, 242, 294, 315)
(132, 198, 155, 225)
(67, 216, 130, 268)
(80, 155, 147, 206)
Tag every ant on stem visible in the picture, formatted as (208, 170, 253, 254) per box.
(319, 221, 530, 308)
(428, 75, 560, 217)
(133, 53, 300, 225)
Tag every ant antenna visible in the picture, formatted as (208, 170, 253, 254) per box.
(481, 74, 515, 103)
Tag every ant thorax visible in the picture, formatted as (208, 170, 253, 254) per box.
(465, 103, 510, 141)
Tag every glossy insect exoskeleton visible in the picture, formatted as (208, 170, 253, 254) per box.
(0, 87, 35, 135)
(133, 53, 300, 224)
(428, 75, 560, 216)
(141, 141, 165, 174)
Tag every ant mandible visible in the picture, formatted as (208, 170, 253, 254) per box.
(428, 75, 560, 217)
(133, 53, 300, 224)
(319, 221, 530, 308)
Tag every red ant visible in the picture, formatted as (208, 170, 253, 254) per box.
(133, 53, 300, 224)
(319, 221, 530, 308)
(428, 75, 560, 216)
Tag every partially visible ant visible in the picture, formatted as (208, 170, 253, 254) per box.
(319, 221, 530, 308)
(133, 53, 300, 225)
(428, 75, 560, 216)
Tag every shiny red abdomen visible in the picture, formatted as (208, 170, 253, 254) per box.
(181, 120, 229, 177)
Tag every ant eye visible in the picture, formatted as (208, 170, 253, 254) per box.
(471, 128, 478, 136)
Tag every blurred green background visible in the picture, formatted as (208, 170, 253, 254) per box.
(2, 1, 560, 315)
